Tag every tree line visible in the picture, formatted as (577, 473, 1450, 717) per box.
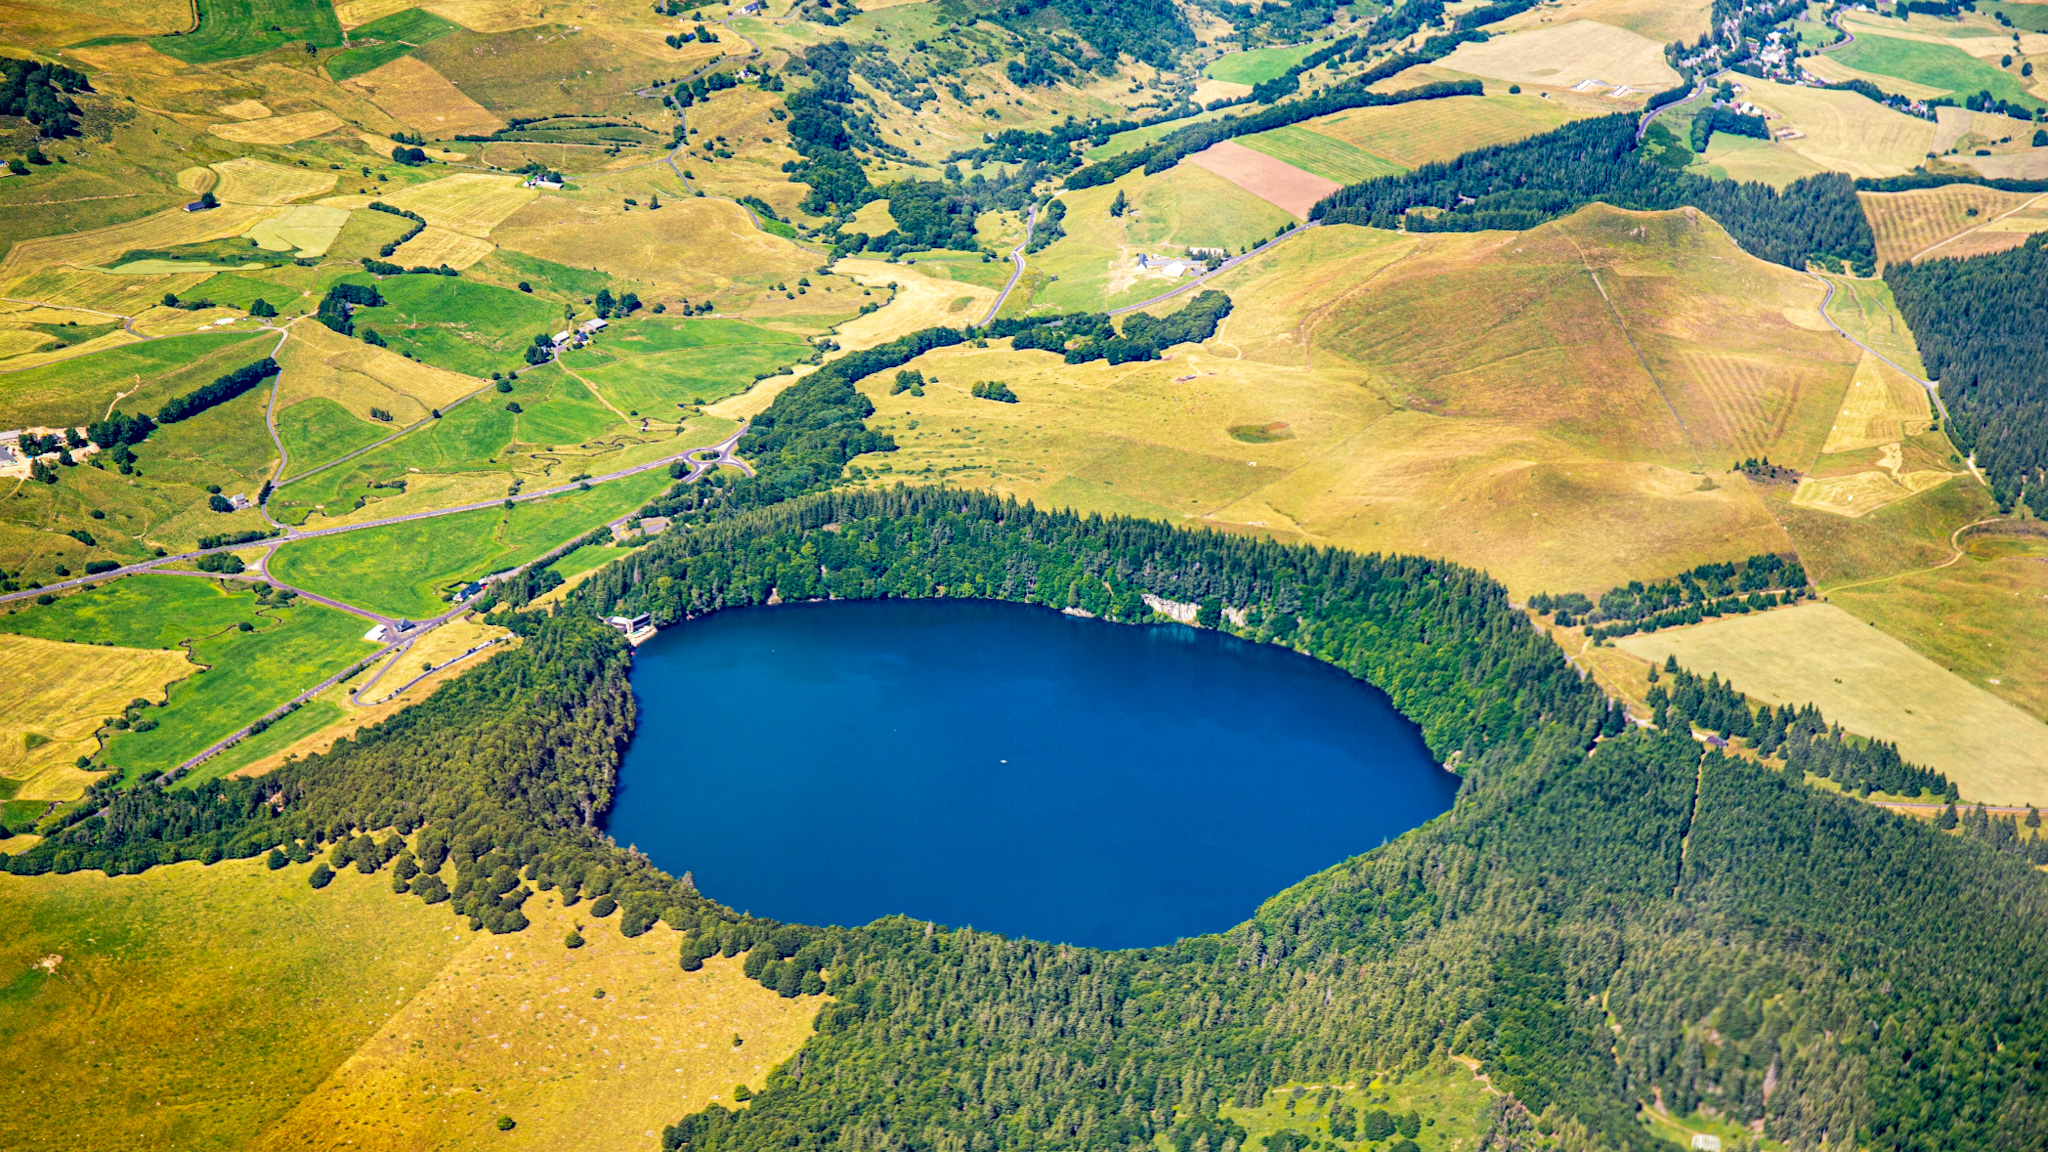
(1312, 114, 1877, 273)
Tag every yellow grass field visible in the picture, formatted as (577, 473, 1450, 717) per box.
(1861, 184, 2040, 266)
(1302, 90, 1590, 170)
(830, 259, 998, 348)
(211, 156, 340, 206)
(0, 204, 277, 277)
(175, 166, 216, 194)
(245, 204, 354, 256)
(354, 132, 472, 163)
(334, 0, 417, 25)
(1817, 273, 1927, 376)
(1494, 0, 1712, 43)
(1742, 80, 1935, 179)
(389, 225, 496, 269)
(236, 62, 411, 139)
(850, 206, 1850, 595)
(1964, 150, 2048, 179)
(1793, 460, 1955, 517)
(247, 895, 822, 1151)
(379, 173, 536, 237)
(422, 0, 554, 33)
(0, 634, 192, 801)
(279, 320, 484, 427)
(1440, 20, 1679, 91)
(208, 109, 348, 145)
(1821, 353, 1934, 454)
(1798, 53, 1951, 101)
(1617, 601, 2048, 805)
(1830, 526, 2048, 722)
(0, 266, 217, 316)
(215, 98, 274, 121)
(342, 55, 505, 138)
(494, 196, 819, 302)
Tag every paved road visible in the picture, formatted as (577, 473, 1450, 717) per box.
(980, 204, 1040, 325)
(0, 425, 748, 609)
(1808, 273, 1950, 422)
(1107, 220, 1319, 316)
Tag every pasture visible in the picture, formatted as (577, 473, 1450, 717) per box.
(246, 205, 353, 257)
(1740, 80, 1934, 179)
(245, 895, 822, 1152)
(0, 634, 192, 801)
(386, 226, 495, 270)
(0, 204, 277, 278)
(1821, 353, 1934, 454)
(276, 396, 391, 473)
(326, 7, 461, 80)
(337, 272, 559, 376)
(341, 55, 504, 137)
(269, 469, 672, 618)
(1616, 601, 2048, 805)
(0, 857, 466, 1151)
(1236, 125, 1407, 186)
(860, 205, 1856, 595)
(1300, 90, 1589, 170)
(0, 330, 270, 429)
(493, 195, 820, 305)
(207, 109, 347, 144)
(1829, 527, 2048, 723)
(561, 316, 812, 414)
(1205, 43, 1317, 86)
(1818, 273, 1927, 377)
(1439, 20, 1680, 91)
(1861, 184, 2042, 267)
(1834, 29, 2042, 108)
(152, 0, 344, 62)
(376, 173, 535, 237)
(210, 157, 339, 206)
(277, 318, 485, 434)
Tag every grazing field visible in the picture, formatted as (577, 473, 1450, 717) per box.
(0, 857, 467, 1151)
(276, 396, 391, 473)
(278, 318, 484, 430)
(386, 226, 495, 270)
(494, 196, 820, 304)
(1829, 526, 2048, 723)
(270, 469, 672, 617)
(0, 574, 261, 650)
(1934, 195, 2048, 258)
(0, 634, 193, 802)
(1301, 91, 1591, 170)
(416, 25, 665, 119)
(1834, 29, 2043, 108)
(0, 204, 278, 278)
(561, 316, 812, 415)
(375, 173, 535, 237)
(1185, 142, 1340, 218)
(207, 109, 347, 144)
(1792, 52, 1953, 101)
(1862, 184, 2041, 267)
(1492, 0, 1713, 43)
(1740, 80, 1934, 179)
(245, 895, 822, 1152)
(245, 204, 353, 256)
(152, 0, 345, 62)
(1236, 125, 1407, 186)
(1205, 43, 1317, 86)
(1817, 273, 1927, 378)
(1792, 456, 1956, 518)
(1617, 601, 2048, 805)
(338, 272, 560, 377)
(1439, 20, 1680, 91)
(862, 206, 1856, 595)
(340, 54, 504, 137)
(1084, 108, 1235, 162)
(326, 7, 462, 80)
(1822, 353, 1935, 454)
(210, 157, 339, 206)
(0, 330, 270, 429)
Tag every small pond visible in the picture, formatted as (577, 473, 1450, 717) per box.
(606, 598, 1457, 948)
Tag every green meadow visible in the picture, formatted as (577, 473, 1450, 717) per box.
(1205, 43, 1317, 85)
(0, 331, 270, 429)
(0, 575, 372, 782)
(153, 0, 344, 63)
(269, 468, 672, 618)
(325, 8, 460, 80)
(1239, 125, 1407, 184)
(342, 273, 561, 378)
(1835, 34, 2042, 108)
(277, 397, 392, 477)
(561, 316, 811, 414)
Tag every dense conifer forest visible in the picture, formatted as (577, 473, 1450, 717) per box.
(1312, 115, 1876, 272)
(1885, 233, 2048, 511)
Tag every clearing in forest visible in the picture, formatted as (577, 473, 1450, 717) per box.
(1617, 601, 2048, 805)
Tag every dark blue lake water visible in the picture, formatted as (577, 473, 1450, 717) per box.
(606, 598, 1457, 949)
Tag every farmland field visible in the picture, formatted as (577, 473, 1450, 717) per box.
(153, 0, 344, 62)
(0, 331, 271, 430)
(1833, 32, 2043, 109)
(325, 7, 461, 80)
(1205, 43, 1317, 86)
(269, 469, 672, 617)
(1861, 184, 2041, 267)
(277, 396, 393, 473)
(1439, 20, 1680, 91)
(1740, 80, 1934, 179)
(338, 272, 560, 376)
(1617, 601, 2048, 805)
(1299, 91, 1590, 170)
(1236, 125, 1406, 186)
(0, 634, 193, 801)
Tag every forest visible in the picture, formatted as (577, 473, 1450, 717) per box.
(1885, 233, 2048, 511)
(1312, 115, 1877, 272)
